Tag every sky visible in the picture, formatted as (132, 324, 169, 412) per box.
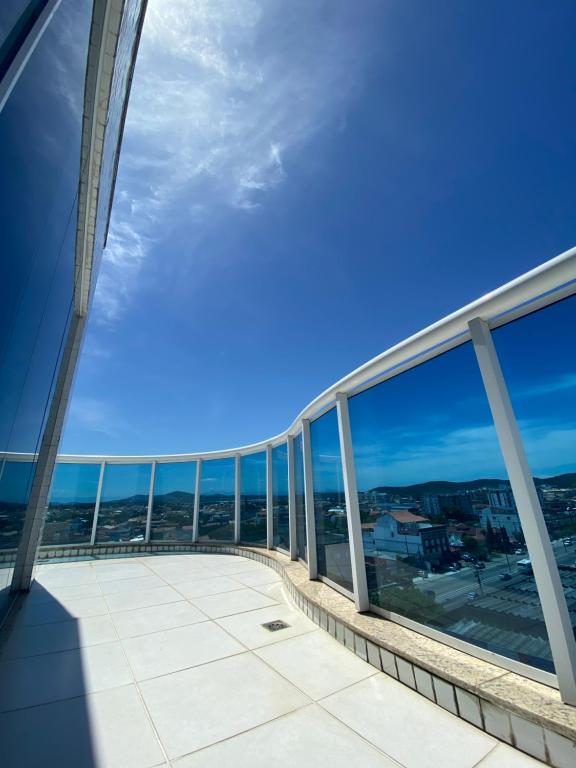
(61, 0, 576, 458)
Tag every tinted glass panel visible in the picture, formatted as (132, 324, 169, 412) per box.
(95, 464, 151, 544)
(294, 432, 307, 561)
(150, 461, 196, 542)
(0, 0, 91, 613)
(0, 460, 35, 551)
(272, 443, 289, 551)
(43, 463, 100, 545)
(198, 458, 234, 541)
(310, 409, 353, 592)
(494, 294, 576, 659)
(240, 451, 267, 546)
(349, 341, 551, 671)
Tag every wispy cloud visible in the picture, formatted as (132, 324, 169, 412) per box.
(514, 374, 576, 399)
(93, 0, 377, 322)
(67, 397, 129, 439)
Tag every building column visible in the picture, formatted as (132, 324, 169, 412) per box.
(11, 312, 86, 591)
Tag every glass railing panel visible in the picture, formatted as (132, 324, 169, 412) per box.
(198, 457, 234, 541)
(43, 462, 100, 545)
(150, 461, 196, 542)
(310, 409, 353, 592)
(294, 432, 307, 562)
(493, 293, 576, 659)
(349, 340, 552, 672)
(95, 463, 151, 544)
(272, 443, 289, 551)
(240, 451, 267, 546)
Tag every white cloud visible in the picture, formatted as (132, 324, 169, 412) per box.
(67, 397, 128, 439)
(93, 0, 376, 322)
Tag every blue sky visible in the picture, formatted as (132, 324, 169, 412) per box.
(61, 0, 576, 457)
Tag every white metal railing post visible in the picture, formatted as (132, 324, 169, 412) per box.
(335, 392, 369, 612)
(90, 461, 105, 546)
(145, 461, 156, 543)
(266, 445, 273, 548)
(287, 435, 297, 560)
(192, 458, 202, 543)
(235, 454, 241, 544)
(469, 317, 576, 704)
(302, 419, 318, 579)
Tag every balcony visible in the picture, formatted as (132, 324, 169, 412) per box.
(0, 552, 553, 767)
(2, 251, 576, 766)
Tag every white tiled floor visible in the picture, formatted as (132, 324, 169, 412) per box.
(0, 554, 547, 768)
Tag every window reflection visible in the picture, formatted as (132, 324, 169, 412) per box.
(294, 433, 307, 561)
(198, 458, 235, 541)
(150, 461, 196, 542)
(310, 409, 353, 592)
(95, 463, 151, 544)
(0, 459, 35, 550)
(43, 462, 100, 545)
(272, 444, 289, 551)
(494, 294, 576, 658)
(240, 451, 267, 546)
(349, 341, 552, 671)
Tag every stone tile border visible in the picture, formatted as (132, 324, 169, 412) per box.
(28, 542, 576, 767)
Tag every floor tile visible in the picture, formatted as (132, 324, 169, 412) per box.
(216, 603, 317, 649)
(174, 703, 400, 768)
(231, 569, 282, 587)
(14, 595, 109, 626)
(320, 675, 496, 768)
(99, 574, 167, 595)
(139, 652, 310, 758)
(174, 575, 246, 599)
(28, 581, 103, 604)
(189, 588, 277, 618)
(111, 600, 208, 639)
(35, 568, 98, 587)
(0, 615, 117, 659)
(0, 684, 166, 768)
(93, 563, 151, 582)
(122, 621, 244, 680)
(254, 630, 376, 699)
(146, 564, 220, 584)
(476, 744, 546, 767)
(211, 561, 270, 576)
(0, 641, 132, 711)
(105, 585, 182, 613)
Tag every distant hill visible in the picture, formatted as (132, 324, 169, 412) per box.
(370, 472, 576, 496)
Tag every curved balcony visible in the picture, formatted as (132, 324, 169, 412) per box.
(2, 248, 576, 766)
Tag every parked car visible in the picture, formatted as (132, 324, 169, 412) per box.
(467, 591, 479, 601)
(461, 553, 474, 562)
(514, 548, 524, 555)
(500, 573, 512, 581)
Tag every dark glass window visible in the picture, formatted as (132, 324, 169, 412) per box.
(95, 464, 151, 544)
(198, 458, 235, 541)
(150, 461, 197, 542)
(43, 462, 100, 545)
(294, 433, 307, 561)
(310, 409, 353, 592)
(0, 460, 35, 551)
(240, 451, 267, 546)
(349, 341, 552, 671)
(272, 443, 289, 551)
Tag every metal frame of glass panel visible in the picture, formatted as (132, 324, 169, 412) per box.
(8, 246, 575, 701)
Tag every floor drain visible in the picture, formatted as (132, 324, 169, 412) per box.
(262, 620, 290, 632)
